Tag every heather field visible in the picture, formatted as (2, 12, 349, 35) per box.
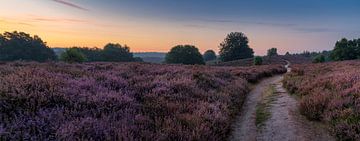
(283, 61, 360, 140)
(0, 62, 286, 140)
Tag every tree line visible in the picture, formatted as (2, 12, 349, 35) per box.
(1, 31, 357, 65)
(0, 31, 140, 63)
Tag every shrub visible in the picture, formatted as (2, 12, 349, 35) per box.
(203, 50, 217, 62)
(254, 56, 263, 65)
(165, 45, 205, 65)
(313, 54, 325, 63)
(283, 61, 360, 140)
(60, 48, 86, 63)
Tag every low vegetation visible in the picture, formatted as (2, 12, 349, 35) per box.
(283, 61, 360, 140)
(255, 86, 276, 128)
(0, 62, 286, 140)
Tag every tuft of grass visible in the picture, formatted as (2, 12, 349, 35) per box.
(255, 85, 276, 129)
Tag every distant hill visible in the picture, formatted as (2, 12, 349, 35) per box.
(133, 52, 166, 63)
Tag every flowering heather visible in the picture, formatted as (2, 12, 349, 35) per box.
(0, 62, 285, 140)
(283, 60, 360, 141)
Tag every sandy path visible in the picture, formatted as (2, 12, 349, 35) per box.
(256, 77, 334, 141)
(229, 75, 282, 141)
(229, 62, 334, 141)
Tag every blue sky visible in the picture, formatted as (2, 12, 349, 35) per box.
(1, 0, 359, 54)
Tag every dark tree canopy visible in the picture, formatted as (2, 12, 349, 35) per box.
(313, 54, 325, 63)
(331, 38, 360, 61)
(203, 50, 217, 61)
(0, 31, 56, 62)
(60, 48, 86, 63)
(61, 44, 137, 63)
(73, 47, 104, 62)
(267, 48, 278, 56)
(254, 56, 263, 65)
(102, 43, 134, 62)
(219, 32, 254, 62)
(165, 45, 205, 65)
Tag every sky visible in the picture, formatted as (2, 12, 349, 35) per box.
(0, 0, 359, 55)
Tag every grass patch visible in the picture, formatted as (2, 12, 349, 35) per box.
(255, 85, 276, 129)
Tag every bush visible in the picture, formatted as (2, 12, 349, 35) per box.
(283, 61, 360, 140)
(254, 56, 263, 65)
(219, 32, 254, 62)
(0, 31, 56, 62)
(313, 54, 325, 63)
(203, 50, 217, 62)
(60, 48, 86, 63)
(165, 45, 205, 65)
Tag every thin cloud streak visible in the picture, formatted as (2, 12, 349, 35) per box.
(32, 18, 88, 23)
(294, 27, 340, 33)
(52, 0, 89, 11)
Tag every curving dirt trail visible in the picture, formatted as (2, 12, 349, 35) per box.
(229, 61, 334, 141)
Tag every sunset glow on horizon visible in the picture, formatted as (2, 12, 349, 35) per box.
(1, 0, 359, 55)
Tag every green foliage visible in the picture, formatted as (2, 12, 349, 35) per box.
(331, 38, 360, 61)
(60, 48, 86, 63)
(73, 47, 104, 62)
(0, 31, 56, 62)
(203, 50, 217, 61)
(219, 32, 254, 62)
(103, 43, 134, 62)
(165, 45, 205, 65)
(64, 44, 136, 62)
(254, 56, 263, 65)
(267, 48, 278, 56)
(313, 54, 325, 63)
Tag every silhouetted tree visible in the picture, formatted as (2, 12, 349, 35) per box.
(267, 48, 278, 56)
(102, 43, 134, 62)
(165, 45, 205, 65)
(74, 47, 104, 61)
(331, 38, 360, 61)
(254, 56, 263, 65)
(60, 48, 86, 63)
(0, 31, 56, 62)
(219, 32, 254, 62)
(203, 50, 217, 61)
(285, 52, 290, 56)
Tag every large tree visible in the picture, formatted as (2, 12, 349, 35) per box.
(267, 48, 278, 56)
(203, 50, 217, 61)
(219, 32, 254, 62)
(60, 48, 87, 63)
(0, 31, 56, 62)
(102, 43, 134, 62)
(165, 45, 205, 65)
(331, 38, 360, 61)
